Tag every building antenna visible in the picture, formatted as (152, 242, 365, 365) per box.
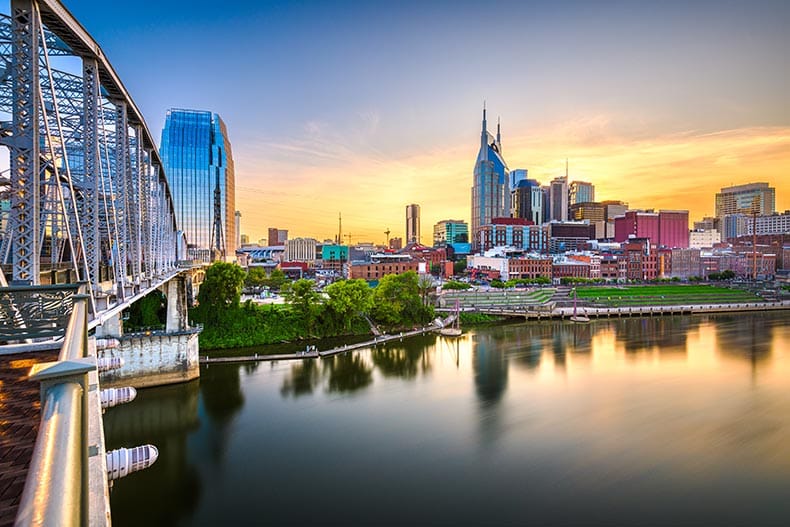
(338, 212, 342, 245)
(565, 158, 569, 179)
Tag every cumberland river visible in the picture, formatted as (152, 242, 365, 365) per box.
(105, 312, 790, 526)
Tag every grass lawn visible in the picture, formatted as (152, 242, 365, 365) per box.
(574, 284, 762, 306)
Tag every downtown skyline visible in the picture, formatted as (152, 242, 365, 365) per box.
(58, 0, 790, 243)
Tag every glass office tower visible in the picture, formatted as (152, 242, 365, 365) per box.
(471, 106, 509, 252)
(161, 109, 235, 261)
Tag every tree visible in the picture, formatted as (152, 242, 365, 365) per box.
(417, 273, 434, 306)
(245, 267, 268, 289)
(198, 262, 246, 316)
(283, 279, 323, 332)
(453, 258, 467, 275)
(325, 279, 373, 331)
(371, 271, 433, 327)
(720, 270, 736, 280)
(490, 279, 505, 288)
(264, 268, 288, 290)
(125, 290, 166, 330)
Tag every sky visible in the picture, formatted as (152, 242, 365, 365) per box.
(30, 0, 790, 243)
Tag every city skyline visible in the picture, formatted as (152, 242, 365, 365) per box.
(62, 0, 790, 243)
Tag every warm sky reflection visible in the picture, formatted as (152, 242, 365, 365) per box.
(107, 313, 790, 526)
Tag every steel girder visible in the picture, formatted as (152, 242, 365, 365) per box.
(1, 0, 182, 311)
(7, 0, 40, 283)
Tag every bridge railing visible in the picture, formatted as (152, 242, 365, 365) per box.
(15, 290, 96, 527)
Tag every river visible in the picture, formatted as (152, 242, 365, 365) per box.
(104, 312, 790, 526)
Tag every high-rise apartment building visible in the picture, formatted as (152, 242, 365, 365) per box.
(161, 108, 235, 261)
(714, 182, 775, 219)
(433, 219, 469, 246)
(406, 204, 421, 244)
(471, 106, 509, 251)
(549, 176, 568, 221)
(569, 181, 595, 205)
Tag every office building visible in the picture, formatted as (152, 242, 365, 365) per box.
(285, 237, 318, 264)
(747, 211, 790, 235)
(689, 230, 721, 249)
(614, 210, 689, 248)
(569, 181, 595, 205)
(433, 220, 468, 246)
(268, 228, 288, 246)
(234, 211, 241, 250)
(509, 169, 529, 192)
(570, 202, 606, 239)
(549, 176, 568, 221)
(714, 182, 775, 219)
(511, 179, 544, 225)
(471, 106, 509, 251)
(161, 108, 235, 261)
(406, 204, 421, 244)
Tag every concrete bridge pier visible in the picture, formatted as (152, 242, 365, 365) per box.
(97, 275, 201, 389)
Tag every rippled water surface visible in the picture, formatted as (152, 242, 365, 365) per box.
(105, 312, 790, 526)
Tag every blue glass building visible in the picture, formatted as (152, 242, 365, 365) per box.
(161, 109, 235, 261)
(471, 107, 509, 251)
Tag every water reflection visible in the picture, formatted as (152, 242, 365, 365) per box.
(104, 380, 201, 526)
(105, 312, 790, 527)
(280, 359, 320, 398)
(472, 334, 508, 405)
(324, 353, 373, 393)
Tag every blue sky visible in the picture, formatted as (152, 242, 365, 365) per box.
(13, 0, 790, 241)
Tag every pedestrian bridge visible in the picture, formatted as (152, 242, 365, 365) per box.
(0, 1, 208, 524)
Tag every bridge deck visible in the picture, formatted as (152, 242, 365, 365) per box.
(0, 350, 59, 527)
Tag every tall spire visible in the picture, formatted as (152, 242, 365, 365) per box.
(565, 158, 569, 179)
(481, 101, 488, 155)
(496, 116, 502, 152)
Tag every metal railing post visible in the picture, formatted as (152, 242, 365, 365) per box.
(16, 291, 95, 527)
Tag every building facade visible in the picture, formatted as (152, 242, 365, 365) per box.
(549, 176, 568, 221)
(614, 210, 688, 248)
(512, 179, 544, 225)
(569, 181, 595, 205)
(285, 237, 318, 264)
(433, 219, 468, 246)
(406, 204, 421, 244)
(715, 182, 776, 219)
(161, 108, 235, 261)
(471, 107, 509, 251)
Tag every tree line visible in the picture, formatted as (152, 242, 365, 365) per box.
(190, 262, 435, 349)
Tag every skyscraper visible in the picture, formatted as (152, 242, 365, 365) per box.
(549, 176, 568, 221)
(471, 106, 509, 251)
(512, 179, 544, 225)
(715, 182, 776, 219)
(569, 181, 595, 205)
(406, 204, 421, 244)
(161, 109, 235, 261)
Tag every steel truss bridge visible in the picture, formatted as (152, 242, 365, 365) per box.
(0, 0, 185, 318)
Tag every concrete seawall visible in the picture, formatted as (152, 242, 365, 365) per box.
(99, 329, 201, 388)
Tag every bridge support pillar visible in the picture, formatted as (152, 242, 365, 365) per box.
(165, 275, 188, 332)
(95, 312, 123, 339)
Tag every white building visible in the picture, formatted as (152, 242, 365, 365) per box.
(689, 229, 722, 249)
(284, 237, 318, 264)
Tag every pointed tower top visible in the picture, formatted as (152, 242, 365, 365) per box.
(565, 158, 569, 179)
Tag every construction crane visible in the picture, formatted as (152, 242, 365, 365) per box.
(344, 233, 353, 246)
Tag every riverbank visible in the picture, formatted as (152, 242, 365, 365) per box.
(200, 325, 439, 364)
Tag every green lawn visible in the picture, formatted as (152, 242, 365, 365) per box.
(574, 285, 762, 306)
